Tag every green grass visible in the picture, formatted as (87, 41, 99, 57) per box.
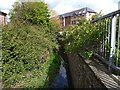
(43, 52, 60, 87)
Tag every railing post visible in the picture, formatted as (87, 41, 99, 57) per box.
(106, 19, 110, 59)
(105, 19, 108, 59)
(109, 16, 116, 71)
(116, 14, 120, 67)
(116, 1, 120, 67)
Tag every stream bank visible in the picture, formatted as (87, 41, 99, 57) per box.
(51, 55, 68, 89)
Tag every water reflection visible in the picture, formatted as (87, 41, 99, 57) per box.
(51, 60, 68, 89)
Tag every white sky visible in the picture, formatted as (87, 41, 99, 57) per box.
(0, 0, 119, 16)
(45, 0, 119, 15)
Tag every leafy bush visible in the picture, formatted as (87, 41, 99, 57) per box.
(62, 18, 105, 57)
(62, 17, 120, 66)
(2, 24, 58, 88)
(2, 1, 59, 88)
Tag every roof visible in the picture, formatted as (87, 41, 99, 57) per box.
(0, 11, 7, 16)
(60, 7, 96, 18)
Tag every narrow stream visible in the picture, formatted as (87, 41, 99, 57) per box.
(51, 55, 68, 89)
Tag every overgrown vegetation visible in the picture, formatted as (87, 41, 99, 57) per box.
(2, 1, 60, 88)
(61, 18, 104, 57)
(61, 16, 120, 62)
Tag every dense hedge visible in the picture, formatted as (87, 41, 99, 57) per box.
(2, 24, 59, 88)
(2, 1, 59, 88)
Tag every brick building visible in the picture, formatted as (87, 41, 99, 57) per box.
(59, 7, 96, 28)
(0, 11, 7, 27)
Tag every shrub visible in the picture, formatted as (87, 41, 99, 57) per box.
(62, 18, 104, 57)
(2, 23, 58, 88)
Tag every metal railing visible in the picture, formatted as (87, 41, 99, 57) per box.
(91, 9, 120, 72)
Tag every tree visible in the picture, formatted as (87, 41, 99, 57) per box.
(9, 1, 50, 25)
(92, 11, 103, 20)
(49, 9, 62, 31)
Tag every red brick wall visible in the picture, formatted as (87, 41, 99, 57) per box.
(65, 16, 71, 27)
(0, 15, 6, 27)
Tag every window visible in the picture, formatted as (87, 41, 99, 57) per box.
(79, 11, 81, 14)
(73, 16, 76, 19)
(83, 10, 85, 13)
(81, 13, 85, 16)
(62, 22, 64, 27)
(72, 20, 76, 25)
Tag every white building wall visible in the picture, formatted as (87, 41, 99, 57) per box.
(86, 12, 95, 20)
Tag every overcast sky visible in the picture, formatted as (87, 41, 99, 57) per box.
(0, 0, 120, 16)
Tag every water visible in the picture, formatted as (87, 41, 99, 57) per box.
(51, 56, 68, 89)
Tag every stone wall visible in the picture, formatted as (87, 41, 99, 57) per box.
(58, 36, 107, 89)
(66, 53, 107, 89)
